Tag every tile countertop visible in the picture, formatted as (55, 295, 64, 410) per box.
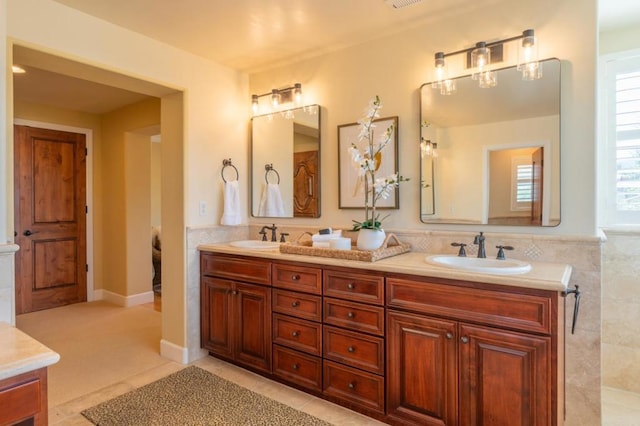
(198, 243, 572, 292)
(0, 322, 60, 381)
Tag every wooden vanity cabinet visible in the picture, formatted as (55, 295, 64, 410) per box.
(322, 268, 386, 415)
(271, 262, 324, 393)
(386, 275, 564, 426)
(200, 253, 272, 374)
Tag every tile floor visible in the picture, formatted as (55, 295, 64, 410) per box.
(15, 300, 640, 425)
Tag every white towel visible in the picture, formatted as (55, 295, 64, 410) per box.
(312, 241, 331, 248)
(220, 180, 241, 225)
(258, 183, 285, 217)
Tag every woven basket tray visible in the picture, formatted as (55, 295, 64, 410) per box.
(279, 232, 410, 262)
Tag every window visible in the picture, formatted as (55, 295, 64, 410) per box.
(601, 51, 640, 224)
(511, 156, 533, 211)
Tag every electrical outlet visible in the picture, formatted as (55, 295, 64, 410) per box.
(199, 201, 206, 216)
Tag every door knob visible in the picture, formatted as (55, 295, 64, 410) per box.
(23, 230, 33, 236)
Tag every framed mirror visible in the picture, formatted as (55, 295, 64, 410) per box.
(251, 105, 321, 218)
(420, 58, 560, 226)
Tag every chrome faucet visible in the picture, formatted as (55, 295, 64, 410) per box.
(260, 224, 278, 242)
(474, 232, 486, 258)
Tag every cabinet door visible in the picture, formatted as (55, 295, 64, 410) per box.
(387, 311, 457, 426)
(235, 282, 272, 373)
(201, 277, 233, 359)
(459, 324, 551, 426)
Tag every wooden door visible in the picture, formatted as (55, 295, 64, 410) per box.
(14, 125, 87, 314)
(200, 277, 233, 358)
(235, 282, 271, 373)
(386, 311, 458, 426)
(531, 147, 543, 225)
(459, 323, 551, 426)
(293, 150, 319, 217)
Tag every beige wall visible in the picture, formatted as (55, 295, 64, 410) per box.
(150, 141, 161, 227)
(249, 0, 597, 237)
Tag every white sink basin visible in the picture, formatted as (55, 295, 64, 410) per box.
(229, 240, 280, 250)
(425, 255, 531, 275)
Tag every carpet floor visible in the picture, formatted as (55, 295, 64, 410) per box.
(82, 365, 332, 425)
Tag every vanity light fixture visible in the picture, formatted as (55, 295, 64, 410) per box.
(433, 29, 541, 94)
(251, 83, 303, 115)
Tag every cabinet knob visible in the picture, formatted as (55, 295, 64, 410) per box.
(446, 332, 453, 340)
(292, 274, 300, 281)
(292, 331, 299, 337)
(347, 346, 355, 353)
(348, 382, 356, 390)
(292, 363, 299, 371)
(347, 283, 355, 290)
(461, 336, 469, 344)
(347, 311, 355, 319)
(232, 290, 238, 295)
(291, 301, 300, 307)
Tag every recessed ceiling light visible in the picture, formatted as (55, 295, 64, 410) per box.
(12, 65, 26, 74)
(384, 0, 424, 8)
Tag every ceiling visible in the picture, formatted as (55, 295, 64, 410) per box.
(13, 0, 640, 115)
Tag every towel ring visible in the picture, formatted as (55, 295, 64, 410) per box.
(265, 163, 280, 184)
(221, 159, 239, 183)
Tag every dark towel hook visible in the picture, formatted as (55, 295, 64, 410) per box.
(265, 163, 280, 184)
(221, 158, 239, 183)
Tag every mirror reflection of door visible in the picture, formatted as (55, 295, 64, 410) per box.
(293, 122, 319, 217)
(531, 147, 543, 225)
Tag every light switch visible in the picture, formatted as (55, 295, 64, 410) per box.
(199, 201, 207, 216)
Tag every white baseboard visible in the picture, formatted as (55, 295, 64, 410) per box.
(94, 289, 154, 307)
(161, 339, 189, 364)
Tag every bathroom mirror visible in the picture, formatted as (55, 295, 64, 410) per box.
(251, 105, 321, 218)
(420, 58, 560, 226)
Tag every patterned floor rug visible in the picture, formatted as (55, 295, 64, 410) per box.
(81, 365, 332, 425)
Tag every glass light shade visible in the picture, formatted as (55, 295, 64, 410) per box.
(293, 83, 303, 105)
(517, 29, 541, 80)
(478, 70, 497, 88)
(271, 89, 280, 108)
(471, 42, 491, 80)
(251, 94, 259, 114)
(432, 52, 446, 89)
(440, 79, 456, 95)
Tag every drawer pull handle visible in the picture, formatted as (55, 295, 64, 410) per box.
(348, 382, 356, 390)
(347, 346, 355, 353)
(347, 283, 355, 290)
(291, 301, 300, 307)
(292, 331, 300, 337)
(446, 332, 453, 340)
(461, 336, 469, 344)
(347, 312, 355, 319)
(292, 363, 299, 371)
(292, 274, 300, 281)
(231, 290, 238, 295)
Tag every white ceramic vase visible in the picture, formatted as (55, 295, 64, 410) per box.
(356, 228, 386, 251)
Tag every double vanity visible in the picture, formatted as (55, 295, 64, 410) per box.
(199, 241, 570, 425)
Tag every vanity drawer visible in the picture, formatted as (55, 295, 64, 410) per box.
(272, 344, 322, 393)
(323, 298, 384, 336)
(323, 269, 384, 305)
(200, 253, 271, 285)
(323, 326, 384, 375)
(387, 277, 553, 335)
(273, 289, 322, 322)
(272, 263, 322, 295)
(273, 313, 322, 355)
(323, 360, 385, 414)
